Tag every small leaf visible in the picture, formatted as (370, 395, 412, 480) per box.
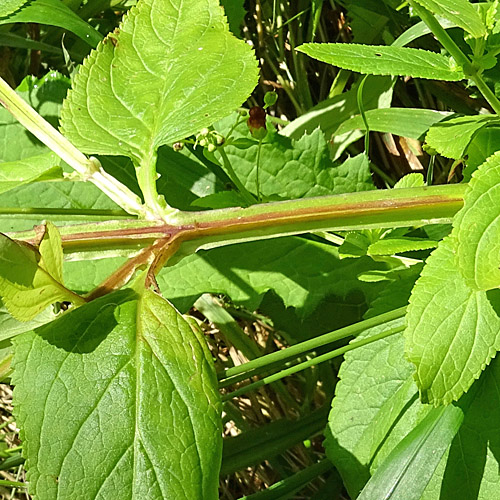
(357, 405, 463, 500)
(0, 234, 79, 321)
(394, 173, 425, 189)
(413, 0, 486, 38)
(12, 289, 222, 499)
(405, 235, 500, 404)
(455, 151, 500, 290)
(425, 115, 500, 159)
(0, 153, 63, 195)
(368, 237, 437, 256)
(61, 0, 258, 165)
(38, 222, 64, 284)
(296, 43, 465, 81)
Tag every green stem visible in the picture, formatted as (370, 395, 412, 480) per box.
(218, 306, 406, 386)
(411, 2, 500, 115)
(0, 479, 26, 488)
(218, 148, 257, 205)
(9, 183, 467, 257)
(222, 324, 404, 401)
(0, 76, 150, 218)
(0, 207, 132, 220)
(136, 149, 177, 219)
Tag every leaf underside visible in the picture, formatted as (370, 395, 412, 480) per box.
(60, 0, 259, 165)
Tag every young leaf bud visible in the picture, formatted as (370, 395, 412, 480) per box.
(263, 91, 278, 109)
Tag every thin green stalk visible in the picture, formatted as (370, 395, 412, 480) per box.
(239, 459, 332, 500)
(222, 324, 405, 401)
(218, 306, 406, 385)
(0, 76, 150, 218)
(218, 148, 257, 205)
(357, 75, 371, 155)
(410, 1, 500, 115)
(0, 207, 132, 220)
(255, 139, 263, 201)
(0, 480, 25, 488)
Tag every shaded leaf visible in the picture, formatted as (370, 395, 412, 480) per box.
(12, 289, 222, 499)
(297, 43, 464, 81)
(222, 123, 374, 200)
(0, 153, 63, 195)
(158, 237, 387, 318)
(358, 405, 463, 500)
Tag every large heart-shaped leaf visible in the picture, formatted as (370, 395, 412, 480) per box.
(60, 0, 258, 166)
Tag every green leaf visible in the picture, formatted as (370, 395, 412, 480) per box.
(463, 127, 500, 180)
(0, 153, 63, 195)
(455, 151, 500, 290)
(0, 33, 62, 54)
(222, 125, 374, 200)
(368, 237, 438, 256)
(325, 318, 418, 497)
(357, 405, 463, 500)
(413, 0, 487, 38)
(0, 0, 103, 47)
(0, 0, 28, 17)
(0, 74, 125, 232)
(12, 289, 222, 499)
(158, 237, 387, 318)
(0, 233, 79, 321)
(281, 76, 394, 142)
(60, 0, 258, 165)
(405, 236, 500, 405)
(296, 44, 465, 81)
(0, 73, 70, 163)
(39, 222, 64, 284)
(220, 0, 246, 36)
(425, 115, 500, 159)
(0, 301, 55, 343)
(327, 317, 500, 499)
(334, 108, 451, 141)
(394, 173, 425, 188)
